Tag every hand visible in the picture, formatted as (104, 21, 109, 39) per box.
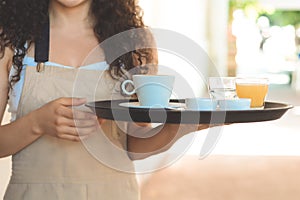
(31, 97, 99, 142)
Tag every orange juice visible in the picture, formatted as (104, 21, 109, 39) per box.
(236, 83, 268, 107)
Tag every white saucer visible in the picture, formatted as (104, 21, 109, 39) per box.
(119, 102, 185, 110)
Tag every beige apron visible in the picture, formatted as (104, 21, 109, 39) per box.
(4, 65, 139, 200)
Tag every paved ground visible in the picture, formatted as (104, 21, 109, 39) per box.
(140, 155, 300, 200)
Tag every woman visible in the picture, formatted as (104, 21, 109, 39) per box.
(0, 0, 209, 199)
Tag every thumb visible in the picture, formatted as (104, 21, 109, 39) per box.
(98, 118, 106, 125)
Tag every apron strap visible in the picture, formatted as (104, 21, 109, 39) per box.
(34, 18, 49, 72)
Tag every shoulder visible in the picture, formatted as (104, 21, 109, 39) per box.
(0, 47, 13, 122)
(0, 47, 13, 73)
(0, 47, 13, 98)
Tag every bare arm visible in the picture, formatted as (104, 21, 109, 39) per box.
(0, 47, 11, 124)
(0, 49, 98, 158)
(0, 47, 42, 157)
(127, 123, 209, 160)
(0, 98, 98, 158)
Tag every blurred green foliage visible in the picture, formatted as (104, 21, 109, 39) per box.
(260, 11, 300, 27)
(229, 0, 300, 27)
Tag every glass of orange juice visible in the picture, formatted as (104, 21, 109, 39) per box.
(235, 78, 269, 108)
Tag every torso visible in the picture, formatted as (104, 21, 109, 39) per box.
(7, 56, 109, 122)
(5, 63, 138, 200)
(27, 31, 104, 68)
(8, 26, 105, 122)
(49, 26, 101, 68)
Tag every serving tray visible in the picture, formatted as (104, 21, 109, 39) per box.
(86, 99, 293, 124)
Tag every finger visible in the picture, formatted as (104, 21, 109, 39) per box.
(209, 123, 225, 127)
(76, 126, 98, 136)
(97, 118, 106, 125)
(57, 97, 87, 106)
(135, 122, 151, 127)
(56, 106, 96, 120)
(197, 124, 210, 131)
(58, 126, 97, 136)
(58, 134, 81, 142)
(74, 119, 98, 128)
(72, 110, 97, 120)
(56, 117, 98, 128)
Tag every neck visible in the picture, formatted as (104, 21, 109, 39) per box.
(49, 0, 94, 30)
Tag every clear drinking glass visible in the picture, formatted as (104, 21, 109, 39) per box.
(208, 77, 237, 100)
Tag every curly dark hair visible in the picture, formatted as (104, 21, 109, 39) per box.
(0, 0, 157, 85)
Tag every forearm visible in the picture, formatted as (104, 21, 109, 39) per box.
(127, 123, 209, 160)
(0, 112, 41, 158)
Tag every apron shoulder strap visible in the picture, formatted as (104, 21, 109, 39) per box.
(34, 18, 49, 72)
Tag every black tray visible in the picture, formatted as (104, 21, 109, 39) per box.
(86, 99, 293, 124)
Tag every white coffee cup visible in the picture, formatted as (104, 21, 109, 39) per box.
(185, 98, 218, 111)
(121, 75, 175, 107)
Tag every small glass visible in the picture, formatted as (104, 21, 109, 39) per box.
(208, 77, 237, 100)
(235, 77, 269, 108)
